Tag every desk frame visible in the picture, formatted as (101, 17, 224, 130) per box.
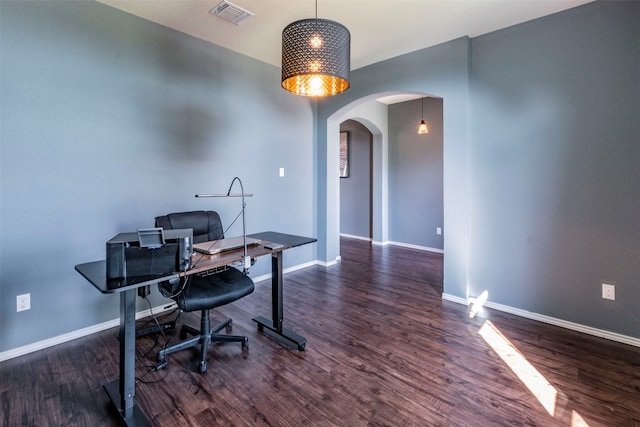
(252, 251, 307, 350)
(75, 261, 175, 426)
(75, 231, 315, 426)
(248, 232, 315, 351)
(105, 287, 149, 426)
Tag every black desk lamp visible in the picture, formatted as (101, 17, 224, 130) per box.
(195, 177, 252, 272)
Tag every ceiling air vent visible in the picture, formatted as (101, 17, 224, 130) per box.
(210, 0, 254, 25)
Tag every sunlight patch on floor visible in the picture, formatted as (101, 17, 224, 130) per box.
(478, 320, 592, 426)
(479, 320, 558, 415)
(468, 290, 489, 318)
(571, 410, 589, 427)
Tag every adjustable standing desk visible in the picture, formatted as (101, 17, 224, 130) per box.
(75, 231, 315, 426)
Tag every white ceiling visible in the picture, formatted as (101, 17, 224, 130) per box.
(99, 0, 591, 70)
(98, 0, 591, 103)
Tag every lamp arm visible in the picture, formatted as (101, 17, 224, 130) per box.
(195, 177, 251, 273)
(227, 177, 249, 271)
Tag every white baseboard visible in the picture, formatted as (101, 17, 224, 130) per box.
(442, 293, 640, 348)
(441, 293, 468, 305)
(340, 234, 444, 254)
(0, 302, 178, 362)
(251, 260, 323, 283)
(340, 233, 372, 242)
(316, 258, 339, 267)
(0, 260, 324, 362)
(387, 241, 444, 254)
(18, 263, 634, 364)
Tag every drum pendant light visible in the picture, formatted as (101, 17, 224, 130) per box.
(281, 1, 350, 97)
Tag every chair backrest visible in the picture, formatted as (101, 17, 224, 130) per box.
(155, 211, 224, 244)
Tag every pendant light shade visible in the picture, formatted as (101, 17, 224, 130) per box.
(418, 120, 429, 134)
(281, 18, 350, 97)
(418, 97, 429, 134)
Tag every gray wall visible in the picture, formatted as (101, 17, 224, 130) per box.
(316, 1, 639, 339)
(468, 1, 640, 336)
(389, 98, 444, 249)
(0, 1, 315, 352)
(1, 0, 638, 355)
(339, 120, 372, 238)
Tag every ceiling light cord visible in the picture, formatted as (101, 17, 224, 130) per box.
(418, 96, 429, 135)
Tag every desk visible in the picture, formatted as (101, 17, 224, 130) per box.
(75, 231, 315, 426)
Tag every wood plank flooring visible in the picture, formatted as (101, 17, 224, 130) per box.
(1, 237, 639, 426)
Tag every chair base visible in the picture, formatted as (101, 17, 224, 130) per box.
(157, 310, 248, 373)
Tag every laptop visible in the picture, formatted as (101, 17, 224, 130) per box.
(193, 236, 261, 255)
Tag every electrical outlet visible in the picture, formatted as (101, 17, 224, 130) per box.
(17, 293, 31, 312)
(436, 227, 442, 235)
(602, 283, 615, 301)
(279, 167, 285, 177)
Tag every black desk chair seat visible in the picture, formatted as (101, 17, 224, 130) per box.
(155, 211, 255, 373)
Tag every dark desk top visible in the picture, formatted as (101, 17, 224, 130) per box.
(248, 231, 317, 248)
(76, 231, 316, 294)
(75, 260, 178, 294)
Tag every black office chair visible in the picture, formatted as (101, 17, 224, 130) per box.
(155, 210, 255, 373)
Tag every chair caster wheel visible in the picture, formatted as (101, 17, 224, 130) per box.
(297, 343, 306, 351)
(242, 337, 249, 350)
(199, 361, 207, 373)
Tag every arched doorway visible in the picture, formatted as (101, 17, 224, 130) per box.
(329, 91, 443, 259)
(339, 119, 373, 241)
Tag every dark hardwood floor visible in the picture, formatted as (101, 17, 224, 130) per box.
(2, 238, 639, 426)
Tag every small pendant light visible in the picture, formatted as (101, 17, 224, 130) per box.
(281, 1, 350, 97)
(418, 97, 429, 134)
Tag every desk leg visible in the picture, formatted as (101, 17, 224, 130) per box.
(253, 251, 307, 351)
(272, 251, 284, 331)
(103, 289, 151, 426)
